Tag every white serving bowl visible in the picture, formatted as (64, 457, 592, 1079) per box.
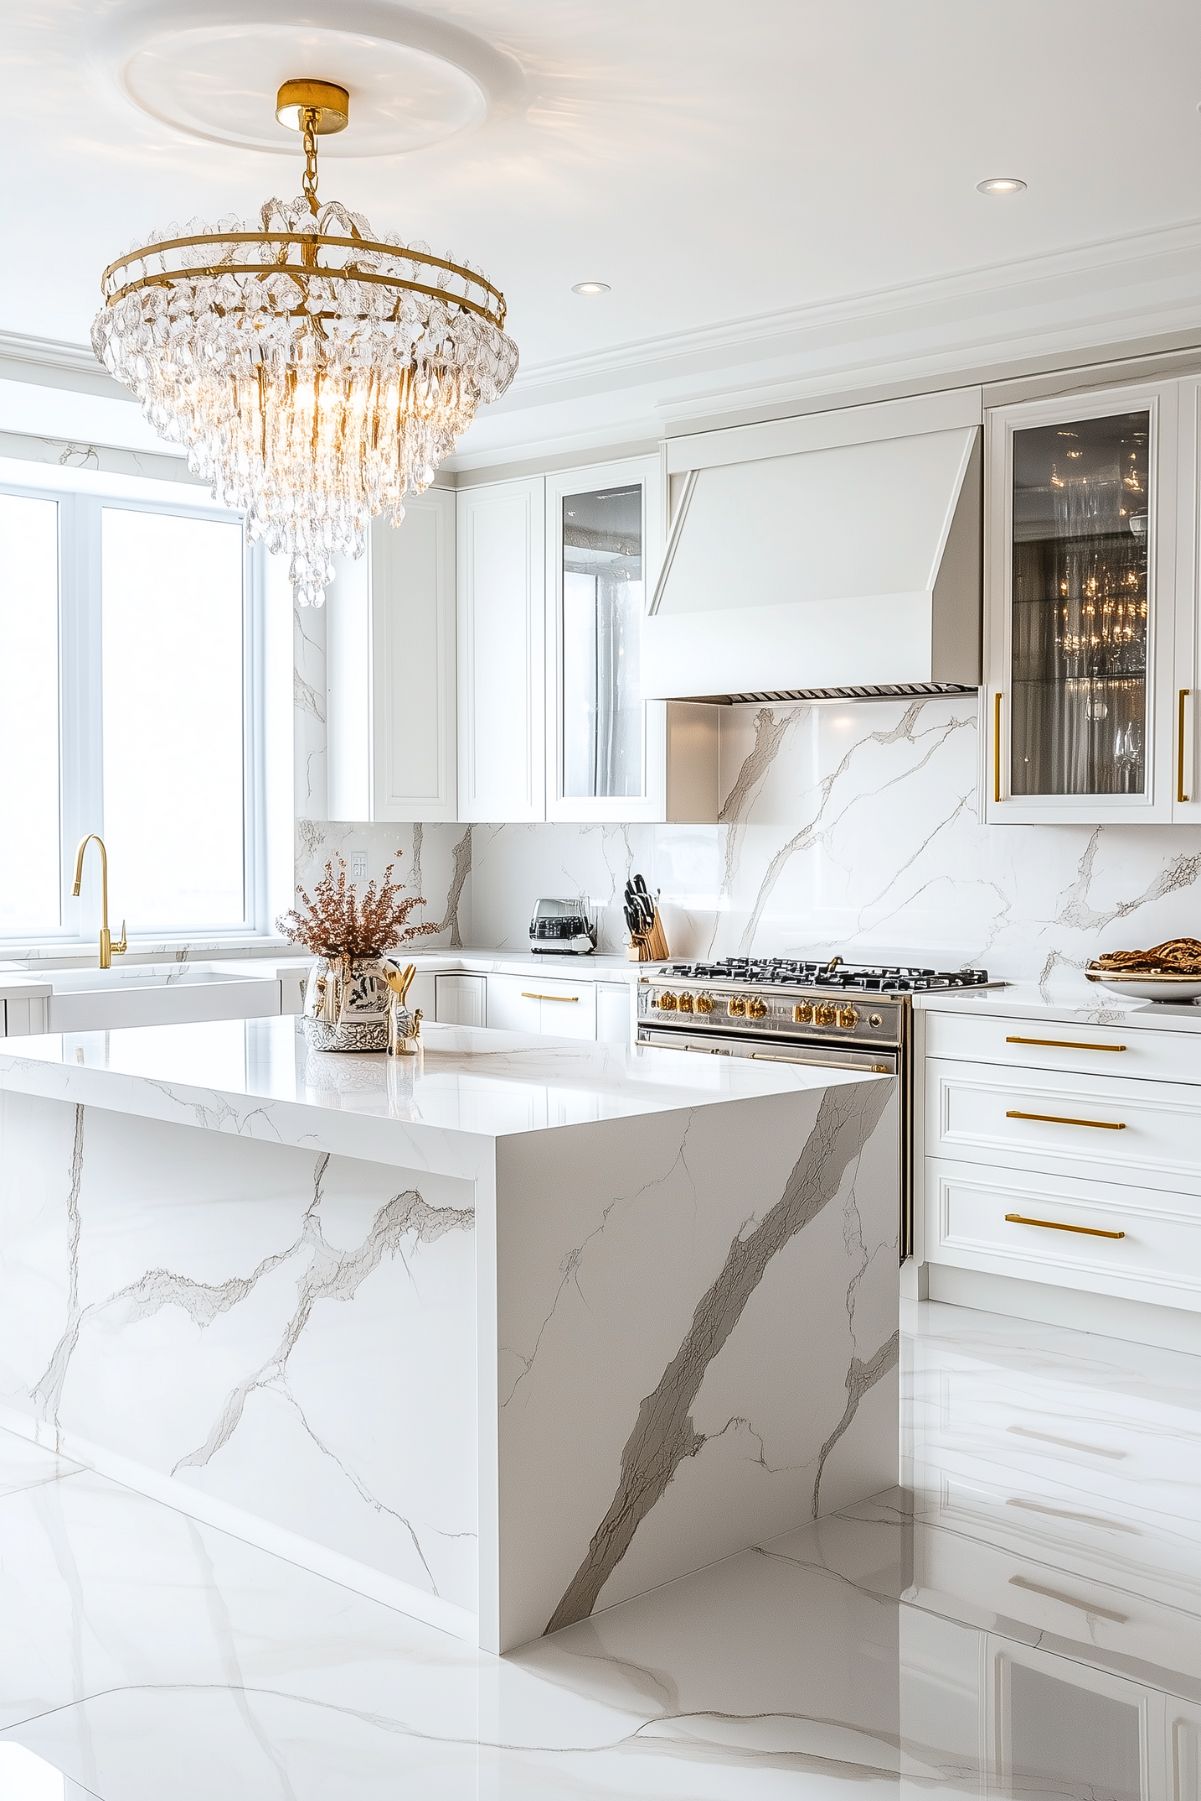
(1085, 968, 1201, 1003)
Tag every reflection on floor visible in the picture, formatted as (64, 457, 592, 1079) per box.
(1, 1300, 1199, 1799)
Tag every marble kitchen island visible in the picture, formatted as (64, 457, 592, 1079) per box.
(0, 1016, 898, 1653)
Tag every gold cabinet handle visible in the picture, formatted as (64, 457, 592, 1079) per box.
(1004, 1211, 1126, 1240)
(1005, 1108, 1126, 1131)
(521, 991, 579, 1002)
(1005, 1035, 1126, 1053)
(992, 691, 1003, 804)
(1179, 687, 1192, 805)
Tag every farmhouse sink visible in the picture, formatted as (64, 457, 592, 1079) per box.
(25, 962, 287, 1034)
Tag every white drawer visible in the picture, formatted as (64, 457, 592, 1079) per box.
(926, 1156, 1201, 1310)
(913, 1521, 1201, 1681)
(925, 1059, 1201, 1195)
(488, 972, 597, 1040)
(923, 1009, 1201, 1086)
(486, 974, 542, 1034)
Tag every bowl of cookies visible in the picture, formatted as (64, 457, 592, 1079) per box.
(1086, 938, 1201, 1002)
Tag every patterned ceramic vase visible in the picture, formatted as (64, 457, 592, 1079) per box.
(301, 955, 391, 1052)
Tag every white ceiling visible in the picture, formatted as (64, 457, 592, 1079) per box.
(6, 0, 1201, 459)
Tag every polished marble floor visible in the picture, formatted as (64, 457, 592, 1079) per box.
(1, 1299, 1199, 1799)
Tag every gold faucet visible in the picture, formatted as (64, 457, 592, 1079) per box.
(72, 834, 127, 969)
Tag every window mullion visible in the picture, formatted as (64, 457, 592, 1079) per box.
(58, 494, 104, 939)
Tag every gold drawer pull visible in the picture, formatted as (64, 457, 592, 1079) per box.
(1180, 687, 1191, 806)
(1006, 1035, 1126, 1053)
(521, 991, 579, 1003)
(1008, 1574, 1128, 1625)
(1004, 1212, 1126, 1241)
(1006, 1108, 1125, 1131)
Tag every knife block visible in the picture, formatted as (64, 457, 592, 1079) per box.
(627, 906, 669, 963)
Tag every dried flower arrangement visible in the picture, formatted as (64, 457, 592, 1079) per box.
(277, 853, 438, 960)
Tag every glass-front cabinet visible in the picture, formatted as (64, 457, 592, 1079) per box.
(986, 381, 1187, 823)
(545, 456, 667, 822)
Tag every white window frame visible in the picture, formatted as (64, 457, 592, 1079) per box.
(0, 477, 267, 946)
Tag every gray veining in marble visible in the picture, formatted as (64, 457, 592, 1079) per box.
(544, 1078, 893, 1635)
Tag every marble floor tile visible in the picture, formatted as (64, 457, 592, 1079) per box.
(0, 1432, 80, 1499)
(1, 1299, 1199, 1799)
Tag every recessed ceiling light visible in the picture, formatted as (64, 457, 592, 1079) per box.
(976, 177, 1027, 195)
(572, 280, 611, 295)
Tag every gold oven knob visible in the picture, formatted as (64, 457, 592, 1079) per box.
(814, 1002, 837, 1027)
(746, 995, 768, 1020)
(837, 1005, 859, 1030)
(793, 1002, 813, 1025)
(727, 996, 747, 1018)
(677, 992, 694, 1013)
(696, 993, 714, 1015)
(657, 991, 678, 1011)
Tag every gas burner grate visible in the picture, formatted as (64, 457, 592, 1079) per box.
(660, 958, 989, 994)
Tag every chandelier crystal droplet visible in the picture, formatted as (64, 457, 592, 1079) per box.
(92, 81, 518, 606)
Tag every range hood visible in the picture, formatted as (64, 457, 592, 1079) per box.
(644, 396, 982, 703)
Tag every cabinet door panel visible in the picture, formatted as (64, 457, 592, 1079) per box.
(985, 382, 1178, 824)
(371, 494, 456, 820)
(434, 973, 487, 1027)
(595, 981, 633, 1045)
(457, 479, 545, 822)
(325, 490, 456, 822)
(1174, 377, 1201, 823)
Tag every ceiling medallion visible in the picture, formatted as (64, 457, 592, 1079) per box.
(92, 78, 518, 606)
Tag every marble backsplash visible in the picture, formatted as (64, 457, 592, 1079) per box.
(297, 696, 1201, 996)
(471, 697, 1201, 995)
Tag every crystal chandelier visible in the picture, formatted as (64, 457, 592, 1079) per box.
(92, 79, 518, 605)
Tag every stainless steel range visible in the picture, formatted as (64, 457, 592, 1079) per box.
(636, 957, 991, 1257)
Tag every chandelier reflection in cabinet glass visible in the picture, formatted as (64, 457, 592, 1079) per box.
(1011, 409, 1150, 797)
(560, 483, 645, 800)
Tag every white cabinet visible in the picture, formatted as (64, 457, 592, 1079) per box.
(595, 981, 633, 1046)
(326, 488, 457, 822)
(456, 463, 718, 825)
(456, 477, 546, 823)
(1173, 376, 1201, 823)
(487, 970, 596, 1038)
(984, 379, 1200, 824)
(920, 1006, 1201, 1319)
(434, 972, 487, 1026)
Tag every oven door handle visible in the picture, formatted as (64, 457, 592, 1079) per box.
(751, 1051, 894, 1074)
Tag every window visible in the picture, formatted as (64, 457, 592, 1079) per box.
(0, 480, 262, 943)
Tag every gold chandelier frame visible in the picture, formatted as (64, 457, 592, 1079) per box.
(96, 78, 508, 332)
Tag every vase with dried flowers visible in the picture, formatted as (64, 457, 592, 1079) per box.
(278, 852, 437, 1052)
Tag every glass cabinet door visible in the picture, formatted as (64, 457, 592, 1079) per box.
(1009, 405, 1153, 801)
(546, 456, 664, 821)
(560, 480, 644, 799)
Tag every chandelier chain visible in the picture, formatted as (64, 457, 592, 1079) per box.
(301, 109, 321, 217)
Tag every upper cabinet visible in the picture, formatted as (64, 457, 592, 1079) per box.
(984, 379, 1193, 824)
(326, 488, 457, 823)
(456, 476, 546, 823)
(458, 458, 718, 824)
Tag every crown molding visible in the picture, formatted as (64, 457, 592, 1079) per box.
(505, 214, 1201, 403)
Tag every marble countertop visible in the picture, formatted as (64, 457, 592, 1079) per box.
(0, 1014, 885, 1170)
(0, 947, 661, 1003)
(914, 980, 1201, 1034)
